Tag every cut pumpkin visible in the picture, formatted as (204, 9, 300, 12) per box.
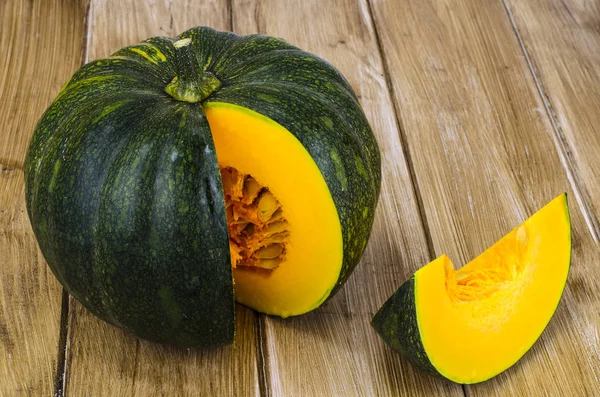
(372, 194, 571, 384)
(24, 26, 381, 347)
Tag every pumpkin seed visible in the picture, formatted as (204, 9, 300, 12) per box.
(258, 191, 279, 222)
(255, 244, 284, 259)
(243, 177, 262, 204)
(264, 221, 288, 236)
(268, 209, 284, 223)
(255, 258, 282, 270)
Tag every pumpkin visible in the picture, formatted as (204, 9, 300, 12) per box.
(25, 27, 381, 347)
(371, 194, 571, 384)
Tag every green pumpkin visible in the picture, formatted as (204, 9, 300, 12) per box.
(25, 26, 381, 347)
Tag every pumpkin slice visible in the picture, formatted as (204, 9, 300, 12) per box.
(372, 194, 571, 384)
(206, 102, 343, 317)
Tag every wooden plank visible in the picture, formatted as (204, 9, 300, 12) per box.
(504, 0, 600, 239)
(86, 0, 231, 61)
(0, 0, 88, 395)
(66, 304, 258, 396)
(232, 0, 465, 395)
(370, 0, 600, 395)
(63, 1, 260, 396)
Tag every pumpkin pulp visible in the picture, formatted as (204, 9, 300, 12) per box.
(220, 166, 290, 270)
(414, 194, 570, 383)
(205, 102, 344, 318)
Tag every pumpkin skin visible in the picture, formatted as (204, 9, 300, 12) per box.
(25, 27, 381, 347)
(372, 194, 571, 383)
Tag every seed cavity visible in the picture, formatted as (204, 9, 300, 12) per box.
(221, 166, 290, 271)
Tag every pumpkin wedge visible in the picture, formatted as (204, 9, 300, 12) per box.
(25, 27, 381, 347)
(372, 194, 571, 384)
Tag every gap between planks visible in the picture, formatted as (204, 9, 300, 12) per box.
(254, 312, 269, 397)
(500, 0, 600, 243)
(228, 2, 271, 395)
(364, 1, 467, 396)
(53, 291, 70, 397)
(53, 1, 93, 396)
(227, 4, 270, 396)
(364, 0, 438, 264)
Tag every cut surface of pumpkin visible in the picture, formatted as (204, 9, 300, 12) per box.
(372, 194, 571, 384)
(206, 102, 344, 318)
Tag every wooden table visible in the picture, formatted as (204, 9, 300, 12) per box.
(2, 0, 599, 395)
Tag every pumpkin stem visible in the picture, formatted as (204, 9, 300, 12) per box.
(165, 37, 221, 103)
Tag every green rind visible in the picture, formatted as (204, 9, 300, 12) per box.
(371, 277, 439, 377)
(25, 36, 234, 347)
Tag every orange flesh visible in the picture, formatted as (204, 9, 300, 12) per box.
(220, 166, 290, 270)
(205, 102, 343, 317)
(447, 223, 528, 303)
(416, 194, 570, 383)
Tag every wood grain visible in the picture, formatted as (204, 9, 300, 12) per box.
(86, 0, 231, 61)
(370, 0, 600, 395)
(3, 0, 599, 395)
(232, 0, 464, 395)
(63, 1, 259, 396)
(504, 0, 600, 239)
(0, 0, 88, 395)
(65, 304, 258, 396)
